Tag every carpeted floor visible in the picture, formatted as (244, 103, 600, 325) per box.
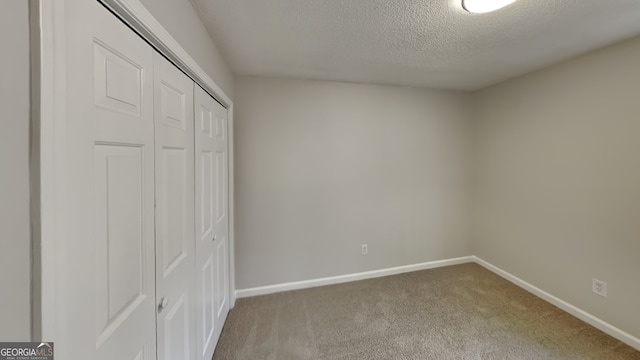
(213, 263, 640, 359)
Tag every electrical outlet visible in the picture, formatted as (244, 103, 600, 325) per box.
(592, 278, 607, 298)
(361, 244, 368, 255)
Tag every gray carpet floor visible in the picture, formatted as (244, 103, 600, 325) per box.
(213, 263, 640, 359)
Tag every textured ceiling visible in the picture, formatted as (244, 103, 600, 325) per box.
(190, 0, 640, 91)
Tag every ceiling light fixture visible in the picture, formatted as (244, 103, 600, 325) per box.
(462, 0, 518, 13)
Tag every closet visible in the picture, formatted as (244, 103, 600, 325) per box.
(60, 0, 230, 359)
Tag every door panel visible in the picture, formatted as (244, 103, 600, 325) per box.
(64, 1, 156, 359)
(163, 294, 190, 360)
(160, 147, 188, 274)
(214, 236, 228, 318)
(93, 42, 144, 118)
(200, 150, 214, 238)
(215, 152, 226, 224)
(154, 52, 196, 360)
(94, 144, 146, 346)
(194, 85, 230, 360)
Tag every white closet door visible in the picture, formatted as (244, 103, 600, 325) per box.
(212, 91, 231, 348)
(153, 52, 197, 360)
(194, 85, 230, 359)
(63, 0, 156, 359)
(210, 86, 230, 348)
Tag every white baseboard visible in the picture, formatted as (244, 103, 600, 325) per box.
(235, 256, 474, 298)
(472, 256, 640, 351)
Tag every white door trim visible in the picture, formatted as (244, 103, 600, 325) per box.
(37, 0, 237, 347)
(37, 0, 69, 348)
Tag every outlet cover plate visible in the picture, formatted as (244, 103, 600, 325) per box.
(592, 278, 607, 298)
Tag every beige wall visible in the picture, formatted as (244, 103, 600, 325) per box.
(472, 36, 640, 339)
(139, 0, 234, 98)
(234, 77, 472, 289)
(0, 0, 32, 341)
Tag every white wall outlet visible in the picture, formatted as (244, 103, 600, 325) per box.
(592, 278, 607, 297)
(361, 244, 368, 255)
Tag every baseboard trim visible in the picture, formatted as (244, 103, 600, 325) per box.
(472, 256, 640, 351)
(235, 256, 474, 298)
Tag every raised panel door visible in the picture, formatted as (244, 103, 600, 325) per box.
(153, 52, 196, 360)
(64, 1, 156, 359)
(194, 85, 230, 359)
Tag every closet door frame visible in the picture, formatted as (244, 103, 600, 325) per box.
(35, 0, 235, 351)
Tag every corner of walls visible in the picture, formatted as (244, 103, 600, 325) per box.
(470, 35, 640, 341)
(468, 88, 487, 259)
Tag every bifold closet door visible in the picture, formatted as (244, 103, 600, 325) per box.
(194, 85, 230, 360)
(63, 0, 157, 359)
(153, 52, 197, 360)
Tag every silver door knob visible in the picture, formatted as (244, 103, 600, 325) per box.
(158, 297, 169, 313)
(212, 235, 217, 241)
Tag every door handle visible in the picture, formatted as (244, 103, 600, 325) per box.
(212, 235, 217, 242)
(158, 297, 169, 313)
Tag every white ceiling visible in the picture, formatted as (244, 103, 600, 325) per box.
(190, 0, 640, 91)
